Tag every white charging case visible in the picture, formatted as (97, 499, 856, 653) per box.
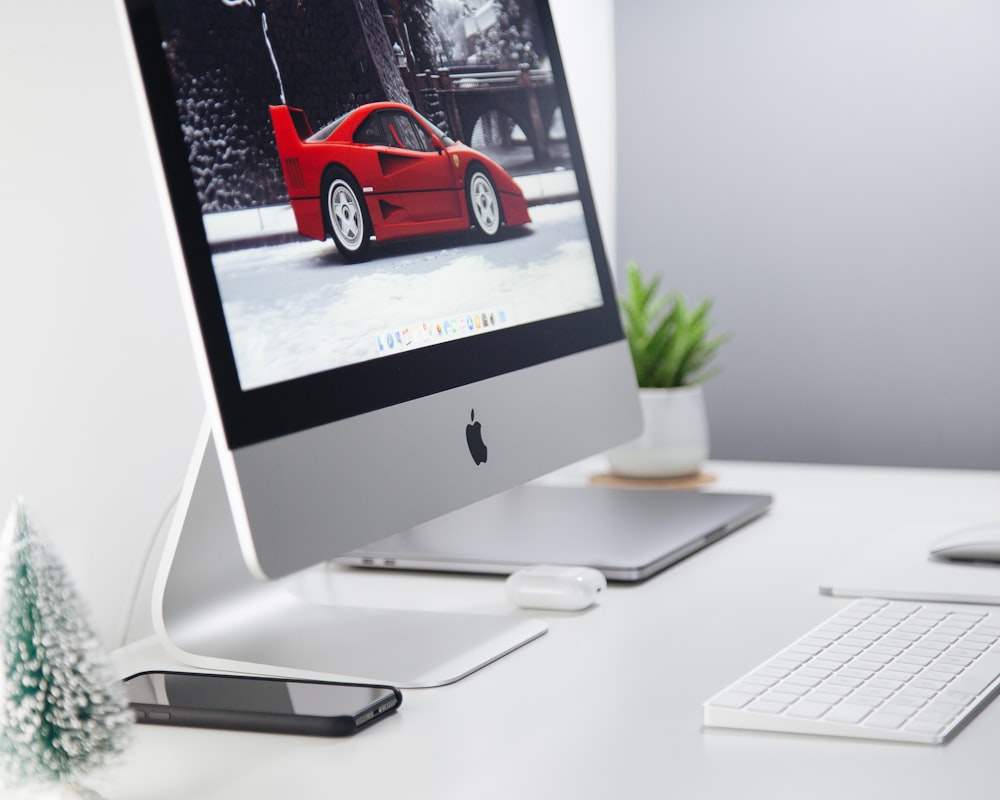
(505, 565, 607, 611)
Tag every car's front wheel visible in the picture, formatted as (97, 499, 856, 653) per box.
(322, 169, 372, 261)
(467, 167, 503, 239)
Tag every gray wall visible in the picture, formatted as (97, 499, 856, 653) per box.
(616, 0, 1000, 469)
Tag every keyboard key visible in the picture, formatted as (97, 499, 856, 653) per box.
(825, 704, 873, 724)
(743, 674, 779, 688)
(732, 681, 768, 695)
(868, 677, 906, 691)
(801, 635, 838, 647)
(821, 650, 855, 664)
(854, 686, 893, 700)
(828, 675, 864, 689)
(768, 657, 806, 671)
(913, 709, 954, 726)
(760, 692, 799, 706)
(900, 686, 937, 700)
(761, 691, 802, 706)
(926, 700, 966, 716)
(864, 711, 908, 730)
(882, 664, 920, 677)
(748, 700, 789, 714)
(897, 654, 933, 667)
(881, 703, 919, 718)
(806, 691, 846, 706)
(798, 667, 833, 679)
(922, 671, 957, 685)
(773, 682, 810, 697)
(841, 667, 877, 680)
(786, 701, 832, 719)
(845, 693, 882, 708)
(939, 690, 975, 706)
(889, 695, 926, 709)
(911, 677, 949, 692)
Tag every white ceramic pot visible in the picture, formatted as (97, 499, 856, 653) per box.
(605, 385, 709, 478)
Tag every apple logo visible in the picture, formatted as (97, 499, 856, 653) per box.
(466, 409, 488, 465)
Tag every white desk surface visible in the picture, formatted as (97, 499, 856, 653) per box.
(87, 460, 1000, 798)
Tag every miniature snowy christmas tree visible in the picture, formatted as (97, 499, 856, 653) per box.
(0, 498, 132, 795)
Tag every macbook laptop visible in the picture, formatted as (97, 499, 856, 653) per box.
(337, 484, 771, 582)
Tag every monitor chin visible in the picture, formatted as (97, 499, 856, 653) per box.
(230, 341, 639, 582)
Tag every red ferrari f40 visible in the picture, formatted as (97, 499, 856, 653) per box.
(269, 102, 531, 261)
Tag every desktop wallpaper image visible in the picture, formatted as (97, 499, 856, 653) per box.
(156, 0, 604, 390)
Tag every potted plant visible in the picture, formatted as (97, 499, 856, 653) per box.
(606, 262, 730, 479)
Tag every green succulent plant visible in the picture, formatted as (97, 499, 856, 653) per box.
(619, 262, 730, 388)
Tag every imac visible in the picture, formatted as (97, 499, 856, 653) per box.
(120, 0, 640, 687)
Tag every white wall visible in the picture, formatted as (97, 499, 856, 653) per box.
(0, 2, 204, 648)
(616, 0, 1000, 469)
(0, 0, 616, 647)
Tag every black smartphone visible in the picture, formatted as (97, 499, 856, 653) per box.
(122, 671, 401, 736)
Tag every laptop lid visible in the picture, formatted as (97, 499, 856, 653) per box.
(337, 485, 771, 582)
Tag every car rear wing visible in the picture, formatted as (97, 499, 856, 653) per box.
(269, 105, 313, 152)
(269, 105, 316, 202)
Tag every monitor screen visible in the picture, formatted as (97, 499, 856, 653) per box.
(121, 0, 640, 684)
(125, 0, 628, 449)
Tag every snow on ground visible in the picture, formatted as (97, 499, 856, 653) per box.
(212, 202, 604, 390)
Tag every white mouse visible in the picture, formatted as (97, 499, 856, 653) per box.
(506, 565, 607, 611)
(929, 523, 1000, 563)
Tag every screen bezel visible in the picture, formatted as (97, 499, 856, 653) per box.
(125, 0, 624, 450)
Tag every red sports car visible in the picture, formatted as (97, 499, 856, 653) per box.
(269, 102, 531, 261)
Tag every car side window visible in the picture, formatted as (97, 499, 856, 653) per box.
(354, 114, 388, 146)
(386, 111, 435, 152)
(353, 110, 437, 152)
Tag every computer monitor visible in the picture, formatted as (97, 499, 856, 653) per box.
(120, 0, 640, 687)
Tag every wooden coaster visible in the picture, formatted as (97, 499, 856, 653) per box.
(589, 471, 716, 490)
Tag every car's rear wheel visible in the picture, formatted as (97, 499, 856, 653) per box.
(322, 169, 372, 261)
(467, 167, 503, 239)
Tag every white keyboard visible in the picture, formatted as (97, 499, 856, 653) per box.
(703, 598, 1000, 743)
